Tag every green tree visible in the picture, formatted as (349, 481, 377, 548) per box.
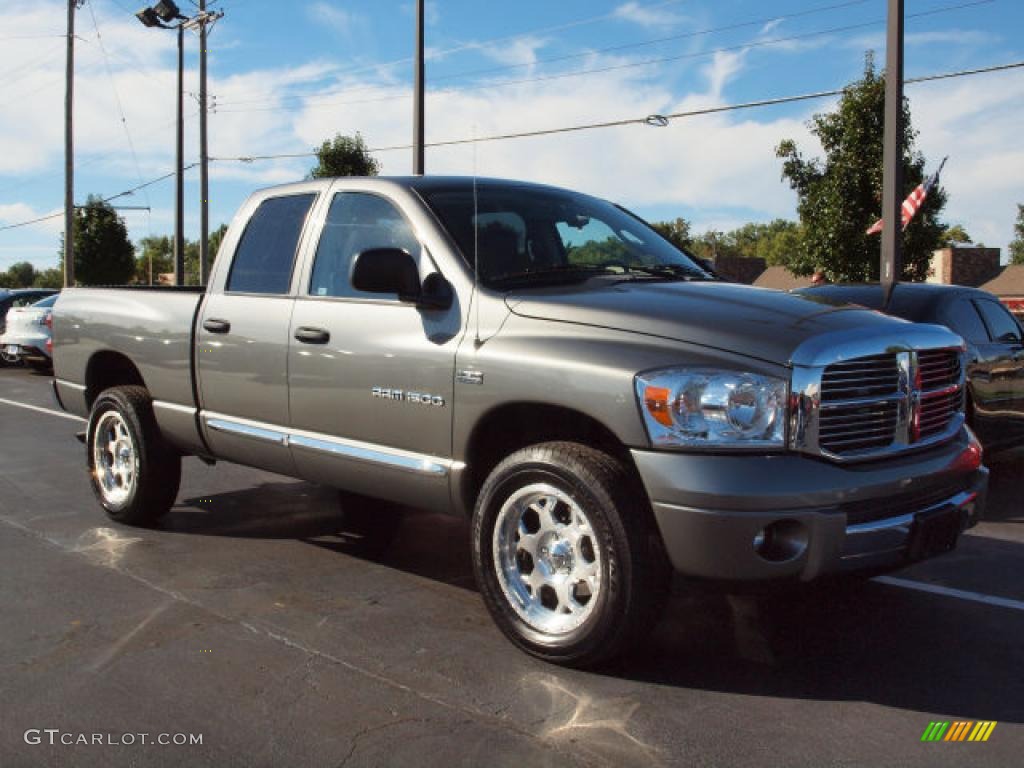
(309, 132, 380, 179)
(651, 217, 694, 252)
(183, 224, 229, 284)
(135, 235, 174, 284)
(1010, 204, 1024, 265)
(32, 268, 64, 289)
(61, 196, 135, 285)
(0, 272, 11, 289)
(6, 261, 37, 288)
(938, 223, 972, 247)
(776, 54, 947, 282)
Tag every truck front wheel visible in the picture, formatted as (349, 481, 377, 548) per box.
(87, 386, 181, 526)
(472, 441, 669, 667)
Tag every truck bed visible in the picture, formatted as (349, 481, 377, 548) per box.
(53, 286, 206, 452)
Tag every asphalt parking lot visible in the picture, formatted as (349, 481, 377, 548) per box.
(0, 364, 1021, 767)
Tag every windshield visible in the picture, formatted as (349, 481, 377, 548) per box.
(421, 184, 709, 288)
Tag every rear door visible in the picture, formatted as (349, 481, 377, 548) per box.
(286, 188, 460, 511)
(196, 190, 319, 474)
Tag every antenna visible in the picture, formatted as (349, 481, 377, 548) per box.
(472, 125, 482, 347)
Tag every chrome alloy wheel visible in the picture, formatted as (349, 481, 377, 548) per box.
(492, 483, 602, 635)
(92, 411, 137, 506)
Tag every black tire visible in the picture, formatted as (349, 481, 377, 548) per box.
(334, 490, 404, 558)
(87, 385, 181, 526)
(472, 441, 670, 668)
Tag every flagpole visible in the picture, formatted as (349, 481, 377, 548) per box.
(880, 0, 904, 309)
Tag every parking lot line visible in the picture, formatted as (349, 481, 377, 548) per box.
(0, 396, 84, 423)
(875, 575, 1024, 613)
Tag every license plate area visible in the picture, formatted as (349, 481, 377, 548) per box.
(908, 505, 963, 560)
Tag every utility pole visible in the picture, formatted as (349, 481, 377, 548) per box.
(199, 0, 210, 284)
(881, 0, 904, 306)
(64, 0, 79, 288)
(413, 0, 425, 175)
(175, 23, 185, 286)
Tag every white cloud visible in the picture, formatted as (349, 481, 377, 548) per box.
(613, 2, 685, 29)
(305, 3, 364, 36)
(1, 0, 1018, 267)
(478, 36, 549, 69)
(911, 73, 1024, 258)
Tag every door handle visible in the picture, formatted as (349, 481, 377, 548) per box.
(203, 318, 231, 334)
(294, 326, 330, 344)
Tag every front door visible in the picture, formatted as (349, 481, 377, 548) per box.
(287, 190, 460, 511)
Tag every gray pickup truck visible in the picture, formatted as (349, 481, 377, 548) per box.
(53, 176, 988, 666)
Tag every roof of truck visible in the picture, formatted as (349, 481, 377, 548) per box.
(254, 175, 576, 197)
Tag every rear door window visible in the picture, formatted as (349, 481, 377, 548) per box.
(227, 193, 316, 295)
(941, 298, 990, 344)
(974, 299, 1023, 343)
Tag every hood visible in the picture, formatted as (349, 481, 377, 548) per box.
(505, 280, 912, 366)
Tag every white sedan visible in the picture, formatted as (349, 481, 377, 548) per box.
(0, 293, 58, 370)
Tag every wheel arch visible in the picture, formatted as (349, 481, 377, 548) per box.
(457, 401, 643, 517)
(85, 350, 148, 408)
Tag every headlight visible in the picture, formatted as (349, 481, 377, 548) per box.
(635, 368, 788, 449)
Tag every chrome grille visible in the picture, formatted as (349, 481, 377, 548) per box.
(918, 349, 961, 390)
(818, 400, 899, 453)
(819, 355, 902, 454)
(804, 346, 964, 460)
(820, 354, 899, 400)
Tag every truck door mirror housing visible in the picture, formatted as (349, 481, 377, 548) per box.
(351, 248, 452, 310)
(351, 248, 421, 300)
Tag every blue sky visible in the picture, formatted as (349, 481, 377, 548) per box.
(1, 0, 1022, 273)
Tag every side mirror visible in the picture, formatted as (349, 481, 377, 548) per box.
(350, 248, 452, 310)
(351, 248, 421, 301)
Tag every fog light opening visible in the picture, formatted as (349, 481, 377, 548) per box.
(753, 520, 808, 563)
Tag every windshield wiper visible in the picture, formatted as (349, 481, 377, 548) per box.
(615, 264, 714, 282)
(488, 264, 615, 286)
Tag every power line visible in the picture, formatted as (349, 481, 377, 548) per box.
(215, 0, 995, 115)
(430, 0, 872, 84)
(209, 60, 1024, 163)
(230, 0, 876, 109)
(217, 0, 869, 109)
(4, 59, 1020, 234)
(85, 0, 151, 215)
(0, 164, 199, 233)
(216, 0, 693, 108)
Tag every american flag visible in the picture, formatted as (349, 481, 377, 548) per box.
(866, 157, 947, 235)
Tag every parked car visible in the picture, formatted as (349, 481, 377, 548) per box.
(1, 293, 59, 371)
(0, 289, 57, 364)
(796, 283, 1024, 452)
(52, 177, 987, 667)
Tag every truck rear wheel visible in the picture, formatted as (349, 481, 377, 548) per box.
(472, 441, 669, 667)
(87, 386, 181, 527)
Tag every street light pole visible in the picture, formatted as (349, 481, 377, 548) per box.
(881, 0, 904, 306)
(137, 0, 221, 286)
(199, 0, 210, 284)
(413, 0, 425, 175)
(175, 23, 185, 286)
(64, 0, 78, 288)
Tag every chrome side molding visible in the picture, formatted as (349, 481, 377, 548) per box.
(202, 412, 459, 477)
